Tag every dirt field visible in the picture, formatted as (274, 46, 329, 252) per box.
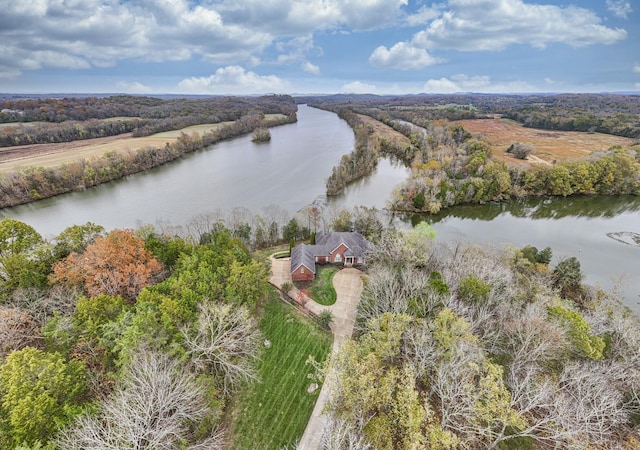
(0, 122, 231, 173)
(454, 118, 635, 165)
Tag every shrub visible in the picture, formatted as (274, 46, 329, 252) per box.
(317, 310, 334, 328)
(507, 142, 534, 159)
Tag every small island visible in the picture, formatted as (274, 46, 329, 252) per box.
(252, 127, 271, 142)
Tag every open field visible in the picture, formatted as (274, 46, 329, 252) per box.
(0, 122, 232, 173)
(454, 118, 635, 165)
(357, 113, 412, 148)
(229, 293, 332, 450)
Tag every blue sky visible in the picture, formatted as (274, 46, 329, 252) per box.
(1, 0, 638, 95)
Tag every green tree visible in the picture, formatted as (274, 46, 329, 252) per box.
(0, 347, 87, 447)
(548, 305, 605, 360)
(331, 209, 353, 232)
(224, 259, 269, 307)
(52, 222, 104, 260)
(553, 256, 582, 295)
(413, 191, 426, 210)
(458, 275, 491, 304)
(0, 219, 43, 257)
(0, 219, 48, 294)
(283, 218, 300, 242)
(548, 165, 574, 197)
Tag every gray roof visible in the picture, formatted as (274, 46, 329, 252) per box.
(316, 232, 372, 257)
(290, 232, 372, 274)
(290, 243, 317, 274)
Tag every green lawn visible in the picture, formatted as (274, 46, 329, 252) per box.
(308, 266, 339, 306)
(229, 291, 332, 449)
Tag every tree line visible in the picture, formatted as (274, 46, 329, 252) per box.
(0, 94, 296, 124)
(390, 131, 640, 214)
(304, 93, 640, 139)
(325, 109, 380, 195)
(0, 95, 297, 147)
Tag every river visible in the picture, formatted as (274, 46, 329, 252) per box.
(1, 104, 638, 312)
(1, 104, 388, 235)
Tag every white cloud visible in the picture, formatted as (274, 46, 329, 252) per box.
(369, 42, 441, 69)
(606, 0, 632, 19)
(217, 0, 407, 35)
(116, 81, 153, 94)
(635, 83, 640, 90)
(0, 0, 412, 81)
(423, 77, 460, 93)
(341, 81, 378, 94)
(275, 35, 318, 65)
(405, 5, 443, 26)
(302, 62, 321, 75)
(634, 63, 640, 73)
(176, 66, 289, 94)
(422, 74, 534, 93)
(0, 0, 273, 76)
(409, 0, 627, 53)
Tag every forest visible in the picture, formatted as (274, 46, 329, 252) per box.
(301, 93, 640, 138)
(1, 205, 639, 449)
(320, 226, 640, 449)
(308, 95, 640, 211)
(0, 203, 391, 449)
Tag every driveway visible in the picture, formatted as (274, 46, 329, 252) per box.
(297, 267, 364, 450)
(268, 256, 364, 449)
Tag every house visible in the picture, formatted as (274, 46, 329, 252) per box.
(290, 232, 372, 282)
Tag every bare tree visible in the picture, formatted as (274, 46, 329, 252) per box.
(0, 306, 41, 357)
(184, 210, 226, 242)
(56, 350, 224, 450)
(320, 416, 372, 450)
(181, 301, 262, 395)
(9, 284, 80, 325)
(552, 361, 630, 448)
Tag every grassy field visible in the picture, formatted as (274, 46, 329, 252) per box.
(357, 113, 412, 149)
(229, 292, 332, 450)
(308, 266, 339, 306)
(454, 118, 634, 165)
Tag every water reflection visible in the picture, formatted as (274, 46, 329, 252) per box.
(404, 195, 640, 226)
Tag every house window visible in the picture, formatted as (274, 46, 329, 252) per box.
(334, 254, 342, 263)
(301, 267, 305, 273)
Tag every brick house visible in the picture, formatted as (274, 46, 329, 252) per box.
(290, 232, 372, 282)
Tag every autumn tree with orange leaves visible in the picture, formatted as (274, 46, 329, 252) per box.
(50, 229, 164, 301)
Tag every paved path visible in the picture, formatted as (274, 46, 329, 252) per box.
(270, 256, 364, 449)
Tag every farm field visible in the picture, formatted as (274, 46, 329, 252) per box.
(454, 118, 635, 165)
(228, 294, 332, 450)
(0, 114, 289, 173)
(0, 122, 232, 173)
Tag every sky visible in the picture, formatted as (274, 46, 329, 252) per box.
(0, 0, 638, 95)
